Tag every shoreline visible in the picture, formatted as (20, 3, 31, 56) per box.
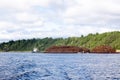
(0, 51, 120, 54)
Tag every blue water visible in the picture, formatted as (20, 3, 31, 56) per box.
(0, 52, 120, 80)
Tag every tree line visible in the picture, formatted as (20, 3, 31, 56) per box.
(0, 31, 120, 52)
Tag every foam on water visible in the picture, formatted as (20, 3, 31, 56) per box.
(0, 52, 120, 80)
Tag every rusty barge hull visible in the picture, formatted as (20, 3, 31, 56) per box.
(44, 46, 90, 53)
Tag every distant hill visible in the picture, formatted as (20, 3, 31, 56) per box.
(0, 31, 120, 51)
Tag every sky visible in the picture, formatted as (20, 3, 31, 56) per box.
(0, 0, 120, 42)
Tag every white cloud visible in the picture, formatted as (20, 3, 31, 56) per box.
(0, 0, 53, 11)
(62, 0, 120, 25)
(0, 0, 29, 11)
(0, 21, 19, 30)
(0, 0, 120, 42)
(15, 12, 40, 22)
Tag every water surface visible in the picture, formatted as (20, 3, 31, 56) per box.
(0, 52, 120, 80)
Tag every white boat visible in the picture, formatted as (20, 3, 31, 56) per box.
(32, 48, 39, 53)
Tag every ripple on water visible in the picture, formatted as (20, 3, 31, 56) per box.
(0, 53, 120, 80)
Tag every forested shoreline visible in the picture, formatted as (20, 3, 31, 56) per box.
(0, 31, 120, 52)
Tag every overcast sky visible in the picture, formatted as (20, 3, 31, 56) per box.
(0, 0, 120, 42)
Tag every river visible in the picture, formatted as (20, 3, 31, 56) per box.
(0, 52, 120, 80)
